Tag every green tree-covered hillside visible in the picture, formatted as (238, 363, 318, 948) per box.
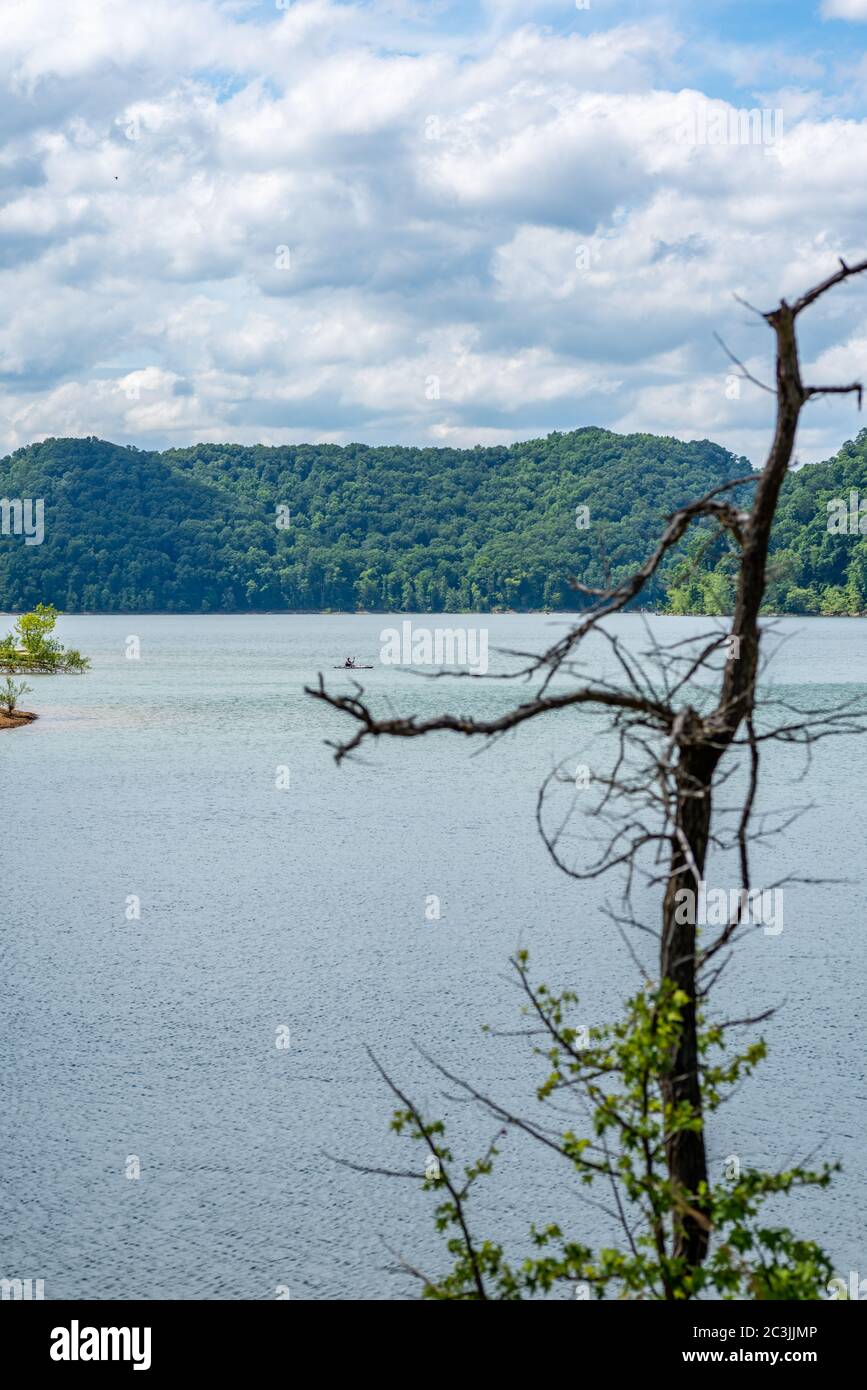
(3, 427, 866, 614)
(668, 429, 867, 616)
(0, 430, 749, 612)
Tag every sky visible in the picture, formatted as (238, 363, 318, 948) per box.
(3, 0, 867, 463)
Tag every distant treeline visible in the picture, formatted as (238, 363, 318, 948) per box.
(0, 428, 865, 614)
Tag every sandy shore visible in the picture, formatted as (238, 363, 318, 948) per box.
(0, 709, 37, 729)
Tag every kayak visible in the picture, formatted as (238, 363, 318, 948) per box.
(333, 665, 374, 669)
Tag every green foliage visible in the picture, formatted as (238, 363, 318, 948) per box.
(0, 432, 750, 613)
(0, 603, 90, 672)
(672, 427, 867, 615)
(667, 552, 735, 616)
(393, 957, 835, 1301)
(0, 676, 31, 713)
(7, 429, 867, 614)
(16, 602, 59, 650)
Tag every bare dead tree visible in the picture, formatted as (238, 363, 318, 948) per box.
(307, 259, 867, 1276)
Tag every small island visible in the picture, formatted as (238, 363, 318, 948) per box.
(0, 604, 90, 674)
(0, 605, 89, 730)
(0, 678, 36, 729)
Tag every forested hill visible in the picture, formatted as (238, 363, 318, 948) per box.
(0, 430, 748, 612)
(0, 427, 864, 614)
(669, 428, 867, 616)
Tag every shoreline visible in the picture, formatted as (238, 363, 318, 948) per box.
(0, 609, 863, 619)
(0, 709, 37, 730)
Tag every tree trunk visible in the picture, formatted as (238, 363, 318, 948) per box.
(660, 716, 715, 1267)
(660, 305, 807, 1271)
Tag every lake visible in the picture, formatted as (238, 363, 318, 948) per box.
(1, 613, 865, 1299)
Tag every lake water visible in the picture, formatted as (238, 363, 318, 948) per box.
(2, 613, 865, 1300)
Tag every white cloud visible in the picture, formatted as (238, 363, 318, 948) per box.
(0, 2, 866, 463)
(822, 1, 867, 20)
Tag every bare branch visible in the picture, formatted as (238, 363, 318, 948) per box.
(713, 331, 775, 395)
(803, 382, 863, 409)
(791, 255, 867, 317)
(307, 673, 673, 763)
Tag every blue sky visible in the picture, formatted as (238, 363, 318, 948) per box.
(2, 0, 867, 463)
